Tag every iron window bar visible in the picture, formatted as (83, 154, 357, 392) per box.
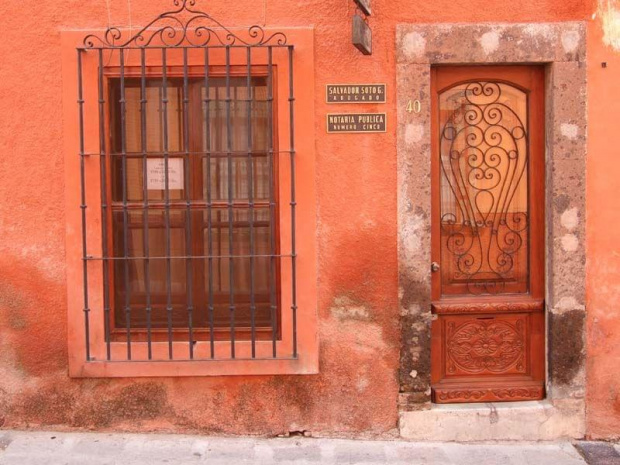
(77, 0, 297, 363)
(81, 151, 297, 156)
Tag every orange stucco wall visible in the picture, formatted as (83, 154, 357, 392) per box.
(586, 1, 620, 440)
(2, 0, 617, 438)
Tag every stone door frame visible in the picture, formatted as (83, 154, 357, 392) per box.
(396, 22, 587, 440)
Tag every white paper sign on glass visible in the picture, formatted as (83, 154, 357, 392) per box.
(147, 158, 184, 190)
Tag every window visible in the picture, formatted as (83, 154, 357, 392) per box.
(63, 2, 317, 376)
(108, 75, 279, 340)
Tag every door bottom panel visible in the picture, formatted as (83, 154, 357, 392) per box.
(430, 309, 545, 404)
(432, 382, 545, 403)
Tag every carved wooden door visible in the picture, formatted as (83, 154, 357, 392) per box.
(430, 66, 545, 403)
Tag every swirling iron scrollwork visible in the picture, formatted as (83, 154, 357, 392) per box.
(82, 0, 288, 49)
(439, 81, 529, 295)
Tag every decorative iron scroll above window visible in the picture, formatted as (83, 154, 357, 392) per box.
(76, 0, 298, 364)
(82, 0, 287, 48)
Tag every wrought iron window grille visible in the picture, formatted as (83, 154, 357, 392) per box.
(77, 0, 297, 363)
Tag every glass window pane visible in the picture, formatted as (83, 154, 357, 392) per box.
(201, 208, 273, 327)
(438, 81, 529, 296)
(110, 79, 187, 202)
(113, 209, 188, 328)
(112, 208, 273, 329)
(201, 77, 271, 202)
(108, 74, 276, 332)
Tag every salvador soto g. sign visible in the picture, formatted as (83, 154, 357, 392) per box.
(326, 84, 386, 103)
(326, 113, 387, 133)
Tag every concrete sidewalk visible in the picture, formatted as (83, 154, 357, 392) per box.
(0, 430, 603, 465)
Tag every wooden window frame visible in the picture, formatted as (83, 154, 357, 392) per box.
(104, 66, 283, 343)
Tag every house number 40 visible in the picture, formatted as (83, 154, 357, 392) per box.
(406, 99, 422, 114)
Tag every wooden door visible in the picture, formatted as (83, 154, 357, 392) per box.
(430, 66, 545, 403)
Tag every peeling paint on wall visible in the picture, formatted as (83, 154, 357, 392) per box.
(479, 31, 500, 55)
(599, 0, 620, 50)
(401, 32, 426, 60)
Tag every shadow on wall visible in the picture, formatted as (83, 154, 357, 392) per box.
(0, 239, 400, 436)
(0, 257, 68, 379)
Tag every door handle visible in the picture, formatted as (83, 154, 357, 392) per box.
(431, 262, 440, 272)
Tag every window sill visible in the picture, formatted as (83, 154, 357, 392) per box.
(69, 341, 318, 377)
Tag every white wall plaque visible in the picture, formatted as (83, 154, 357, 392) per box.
(147, 158, 184, 190)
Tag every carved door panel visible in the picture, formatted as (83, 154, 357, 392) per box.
(430, 66, 545, 403)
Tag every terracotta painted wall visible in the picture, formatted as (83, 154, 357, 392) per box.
(586, 0, 620, 440)
(0, 0, 596, 437)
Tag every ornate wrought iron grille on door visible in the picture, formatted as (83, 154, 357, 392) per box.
(77, 0, 297, 362)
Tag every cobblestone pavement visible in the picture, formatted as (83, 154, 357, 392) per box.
(0, 430, 605, 465)
(575, 442, 620, 465)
